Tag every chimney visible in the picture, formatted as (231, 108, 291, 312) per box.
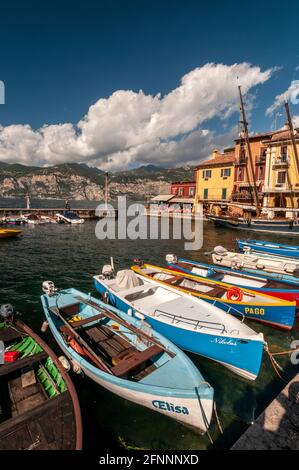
(212, 148, 219, 159)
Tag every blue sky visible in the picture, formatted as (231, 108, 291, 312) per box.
(0, 0, 299, 169)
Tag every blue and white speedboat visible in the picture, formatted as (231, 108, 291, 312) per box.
(237, 239, 299, 259)
(94, 269, 265, 381)
(41, 285, 214, 433)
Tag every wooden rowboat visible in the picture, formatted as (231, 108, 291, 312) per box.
(41, 286, 214, 434)
(0, 315, 82, 450)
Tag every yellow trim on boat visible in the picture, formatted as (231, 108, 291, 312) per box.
(131, 263, 296, 307)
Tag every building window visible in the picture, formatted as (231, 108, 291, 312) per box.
(221, 168, 231, 178)
(221, 188, 227, 200)
(237, 167, 244, 181)
(189, 187, 195, 197)
(257, 166, 264, 180)
(178, 187, 184, 196)
(281, 145, 287, 156)
(277, 171, 286, 185)
(202, 170, 212, 179)
(203, 188, 209, 199)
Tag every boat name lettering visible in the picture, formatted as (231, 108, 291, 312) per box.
(245, 307, 265, 316)
(212, 338, 237, 346)
(152, 400, 189, 415)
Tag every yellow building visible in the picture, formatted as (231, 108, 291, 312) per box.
(263, 128, 299, 211)
(194, 148, 236, 211)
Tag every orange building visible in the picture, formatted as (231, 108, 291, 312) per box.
(232, 131, 276, 205)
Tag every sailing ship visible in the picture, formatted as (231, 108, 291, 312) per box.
(207, 89, 299, 234)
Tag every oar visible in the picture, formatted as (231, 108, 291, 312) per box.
(50, 306, 112, 374)
(76, 296, 176, 358)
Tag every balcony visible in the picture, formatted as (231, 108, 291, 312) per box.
(234, 158, 247, 166)
(255, 156, 266, 164)
(231, 191, 264, 202)
(272, 155, 289, 168)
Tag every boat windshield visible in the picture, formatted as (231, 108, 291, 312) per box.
(63, 211, 81, 220)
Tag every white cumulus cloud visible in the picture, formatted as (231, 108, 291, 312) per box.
(0, 62, 273, 170)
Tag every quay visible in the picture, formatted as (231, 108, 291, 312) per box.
(0, 208, 118, 220)
(231, 373, 299, 450)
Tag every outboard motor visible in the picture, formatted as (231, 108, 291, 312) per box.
(213, 246, 228, 256)
(102, 264, 114, 279)
(133, 258, 143, 267)
(165, 254, 178, 264)
(42, 281, 57, 296)
(0, 304, 15, 323)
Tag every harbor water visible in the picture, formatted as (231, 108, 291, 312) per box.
(1, 199, 298, 450)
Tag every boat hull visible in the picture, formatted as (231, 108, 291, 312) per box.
(169, 261, 299, 310)
(94, 278, 264, 381)
(0, 229, 21, 239)
(237, 239, 299, 259)
(208, 216, 299, 235)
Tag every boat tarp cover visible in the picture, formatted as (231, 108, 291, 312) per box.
(116, 270, 142, 290)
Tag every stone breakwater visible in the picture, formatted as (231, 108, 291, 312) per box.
(231, 373, 299, 450)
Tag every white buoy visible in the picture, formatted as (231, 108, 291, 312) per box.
(40, 321, 49, 333)
(71, 360, 82, 374)
(58, 355, 71, 371)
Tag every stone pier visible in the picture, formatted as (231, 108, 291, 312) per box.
(231, 373, 299, 450)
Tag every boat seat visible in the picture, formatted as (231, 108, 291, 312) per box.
(59, 313, 106, 334)
(121, 284, 155, 298)
(206, 287, 226, 298)
(111, 344, 162, 377)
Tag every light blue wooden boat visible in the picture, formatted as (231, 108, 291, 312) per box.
(237, 239, 299, 259)
(94, 270, 265, 381)
(41, 287, 214, 433)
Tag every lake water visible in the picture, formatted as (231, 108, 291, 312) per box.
(0, 200, 298, 450)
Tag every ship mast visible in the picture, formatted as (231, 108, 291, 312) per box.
(283, 101, 298, 214)
(284, 101, 299, 173)
(104, 172, 109, 210)
(238, 86, 261, 215)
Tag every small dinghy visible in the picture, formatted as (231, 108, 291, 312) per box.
(212, 246, 299, 278)
(237, 239, 299, 259)
(166, 255, 299, 307)
(94, 269, 265, 381)
(41, 283, 214, 434)
(130, 263, 296, 331)
(0, 305, 82, 450)
(0, 228, 22, 239)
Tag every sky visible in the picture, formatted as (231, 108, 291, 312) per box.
(1, 0, 299, 170)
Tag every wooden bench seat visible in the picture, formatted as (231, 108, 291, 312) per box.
(59, 313, 105, 334)
(111, 344, 162, 377)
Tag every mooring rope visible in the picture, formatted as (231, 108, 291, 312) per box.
(213, 401, 223, 434)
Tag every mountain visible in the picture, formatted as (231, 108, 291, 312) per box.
(0, 162, 196, 200)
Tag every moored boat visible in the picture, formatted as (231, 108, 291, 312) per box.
(56, 211, 84, 224)
(130, 263, 296, 331)
(212, 246, 299, 278)
(237, 239, 299, 259)
(94, 269, 265, 381)
(0, 307, 82, 450)
(166, 255, 299, 306)
(0, 228, 22, 239)
(207, 214, 299, 236)
(41, 284, 214, 433)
